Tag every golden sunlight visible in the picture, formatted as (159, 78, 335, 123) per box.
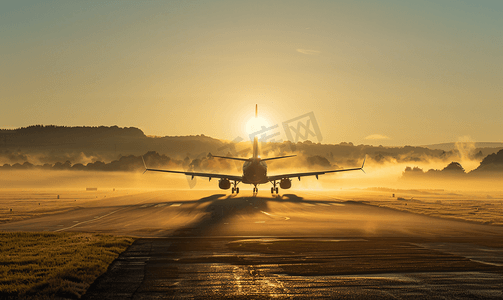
(245, 116, 270, 138)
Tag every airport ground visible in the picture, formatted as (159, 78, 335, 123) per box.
(1, 189, 503, 299)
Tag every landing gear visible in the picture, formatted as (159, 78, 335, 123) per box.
(231, 181, 240, 194)
(253, 186, 259, 194)
(270, 181, 280, 194)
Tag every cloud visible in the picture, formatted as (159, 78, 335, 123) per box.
(296, 49, 321, 55)
(365, 134, 391, 140)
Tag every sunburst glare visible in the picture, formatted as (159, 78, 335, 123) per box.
(245, 116, 269, 139)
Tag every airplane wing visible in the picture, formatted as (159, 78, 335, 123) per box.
(144, 167, 243, 182)
(210, 155, 248, 162)
(267, 156, 366, 181)
(142, 157, 242, 181)
(261, 155, 297, 161)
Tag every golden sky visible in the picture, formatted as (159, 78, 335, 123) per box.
(1, 1, 501, 146)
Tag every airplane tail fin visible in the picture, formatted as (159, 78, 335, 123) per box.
(252, 104, 259, 159)
(253, 136, 259, 159)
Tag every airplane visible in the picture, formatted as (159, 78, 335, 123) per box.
(142, 105, 366, 194)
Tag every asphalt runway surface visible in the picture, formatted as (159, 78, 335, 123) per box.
(2, 190, 503, 299)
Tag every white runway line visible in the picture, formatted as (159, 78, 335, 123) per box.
(171, 203, 181, 207)
(55, 209, 122, 232)
(261, 211, 290, 221)
(55, 193, 165, 232)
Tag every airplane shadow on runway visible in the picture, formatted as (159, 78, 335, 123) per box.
(168, 193, 340, 237)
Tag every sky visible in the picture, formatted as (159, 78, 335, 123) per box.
(1, 0, 502, 146)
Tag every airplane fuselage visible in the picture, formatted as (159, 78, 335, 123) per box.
(242, 158, 268, 184)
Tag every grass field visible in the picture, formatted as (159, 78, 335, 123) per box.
(0, 232, 134, 299)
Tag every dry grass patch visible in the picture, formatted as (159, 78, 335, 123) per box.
(0, 232, 134, 299)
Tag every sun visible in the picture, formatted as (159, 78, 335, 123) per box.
(245, 116, 269, 139)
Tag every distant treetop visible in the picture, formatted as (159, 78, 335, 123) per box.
(0, 125, 145, 137)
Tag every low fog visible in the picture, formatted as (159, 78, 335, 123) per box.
(1, 126, 501, 192)
(1, 140, 501, 192)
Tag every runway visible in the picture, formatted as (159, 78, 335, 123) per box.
(2, 190, 502, 238)
(82, 237, 503, 299)
(2, 190, 503, 298)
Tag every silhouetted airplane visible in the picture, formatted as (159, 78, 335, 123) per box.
(143, 105, 365, 194)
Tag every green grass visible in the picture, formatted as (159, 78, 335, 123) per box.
(0, 232, 134, 299)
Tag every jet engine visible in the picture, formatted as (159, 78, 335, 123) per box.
(218, 179, 231, 190)
(279, 178, 291, 189)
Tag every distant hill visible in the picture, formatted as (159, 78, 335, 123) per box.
(0, 125, 226, 163)
(1, 125, 502, 169)
(470, 149, 503, 174)
(0, 125, 145, 147)
(402, 149, 503, 180)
